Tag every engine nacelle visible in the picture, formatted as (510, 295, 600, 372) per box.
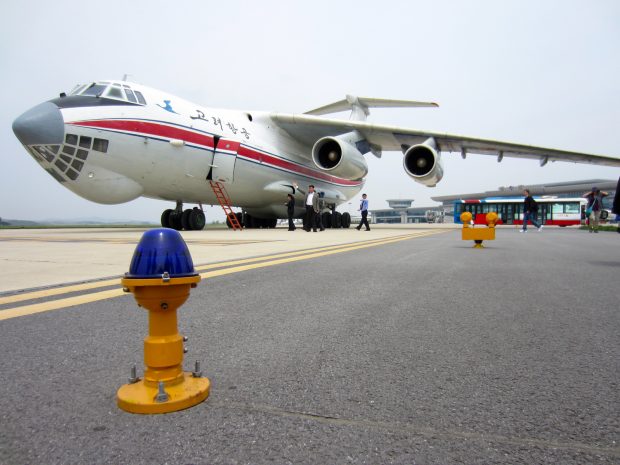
(403, 138, 444, 187)
(312, 137, 368, 181)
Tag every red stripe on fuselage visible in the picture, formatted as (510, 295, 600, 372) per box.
(69, 119, 363, 187)
(237, 145, 362, 187)
(69, 119, 215, 149)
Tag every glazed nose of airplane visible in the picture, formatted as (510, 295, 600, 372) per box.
(12, 101, 64, 146)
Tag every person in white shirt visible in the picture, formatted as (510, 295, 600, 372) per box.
(303, 185, 318, 232)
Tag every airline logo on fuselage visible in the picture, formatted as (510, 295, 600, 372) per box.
(156, 100, 179, 114)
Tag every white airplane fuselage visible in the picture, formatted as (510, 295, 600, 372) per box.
(13, 81, 364, 222)
(18, 80, 618, 228)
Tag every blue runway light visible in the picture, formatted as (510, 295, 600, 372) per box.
(126, 228, 197, 279)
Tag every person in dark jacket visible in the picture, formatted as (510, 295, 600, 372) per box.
(613, 177, 620, 233)
(285, 194, 296, 231)
(520, 189, 542, 232)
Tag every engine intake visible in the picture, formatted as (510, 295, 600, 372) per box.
(312, 136, 368, 181)
(403, 138, 444, 187)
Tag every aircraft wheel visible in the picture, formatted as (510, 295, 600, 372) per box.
(244, 213, 254, 228)
(235, 212, 243, 228)
(322, 212, 332, 228)
(342, 212, 351, 228)
(267, 218, 277, 228)
(333, 211, 342, 228)
(169, 211, 183, 231)
(189, 208, 205, 230)
(181, 209, 193, 230)
(161, 209, 173, 228)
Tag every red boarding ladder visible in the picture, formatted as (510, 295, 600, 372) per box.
(209, 181, 242, 230)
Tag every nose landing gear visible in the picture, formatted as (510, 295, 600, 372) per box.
(161, 203, 205, 231)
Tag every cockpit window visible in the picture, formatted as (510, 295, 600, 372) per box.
(72, 81, 147, 105)
(106, 86, 123, 99)
(123, 87, 138, 103)
(81, 84, 108, 97)
(69, 84, 89, 95)
(134, 91, 146, 105)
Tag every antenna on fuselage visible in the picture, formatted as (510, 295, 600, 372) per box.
(122, 74, 132, 82)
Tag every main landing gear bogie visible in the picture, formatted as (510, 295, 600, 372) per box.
(238, 213, 277, 229)
(161, 206, 205, 231)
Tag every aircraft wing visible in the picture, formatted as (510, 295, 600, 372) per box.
(270, 113, 620, 167)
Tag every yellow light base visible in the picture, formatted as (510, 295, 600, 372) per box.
(462, 228, 495, 242)
(117, 373, 210, 414)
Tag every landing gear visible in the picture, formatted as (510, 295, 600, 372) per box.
(341, 212, 351, 228)
(322, 212, 332, 228)
(188, 208, 206, 230)
(332, 211, 342, 228)
(238, 213, 278, 229)
(160, 203, 205, 231)
(161, 209, 174, 228)
(169, 211, 183, 230)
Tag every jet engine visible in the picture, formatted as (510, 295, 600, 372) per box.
(403, 138, 444, 187)
(311, 136, 368, 181)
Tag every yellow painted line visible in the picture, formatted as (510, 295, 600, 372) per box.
(0, 278, 121, 305)
(199, 232, 441, 279)
(0, 289, 125, 321)
(0, 231, 444, 321)
(0, 232, 424, 305)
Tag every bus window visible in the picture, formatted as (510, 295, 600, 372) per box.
(565, 202, 580, 214)
(552, 203, 563, 214)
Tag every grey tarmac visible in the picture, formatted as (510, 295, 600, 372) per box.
(0, 226, 618, 465)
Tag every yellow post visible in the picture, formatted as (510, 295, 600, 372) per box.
(460, 211, 498, 248)
(116, 229, 210, 414)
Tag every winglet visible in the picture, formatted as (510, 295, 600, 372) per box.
(304, 95, 438, 121)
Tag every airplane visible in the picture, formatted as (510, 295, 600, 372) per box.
(12, 80, 620, 230)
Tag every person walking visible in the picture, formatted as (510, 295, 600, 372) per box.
(285, 194, 296, 231)
(583, 186, 609, 233)
(613, 177, 620, 234)
(520, 189, 542, 232)
(356, 194, 370, 231)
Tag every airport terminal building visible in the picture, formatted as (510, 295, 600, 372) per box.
(370, 179, 617, 224)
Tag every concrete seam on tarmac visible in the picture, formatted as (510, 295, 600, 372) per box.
(213, 400, 620, 457)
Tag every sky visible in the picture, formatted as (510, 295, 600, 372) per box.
(1, 0, 619, 222)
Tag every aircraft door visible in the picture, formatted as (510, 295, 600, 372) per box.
(211, 138, 240, 183)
